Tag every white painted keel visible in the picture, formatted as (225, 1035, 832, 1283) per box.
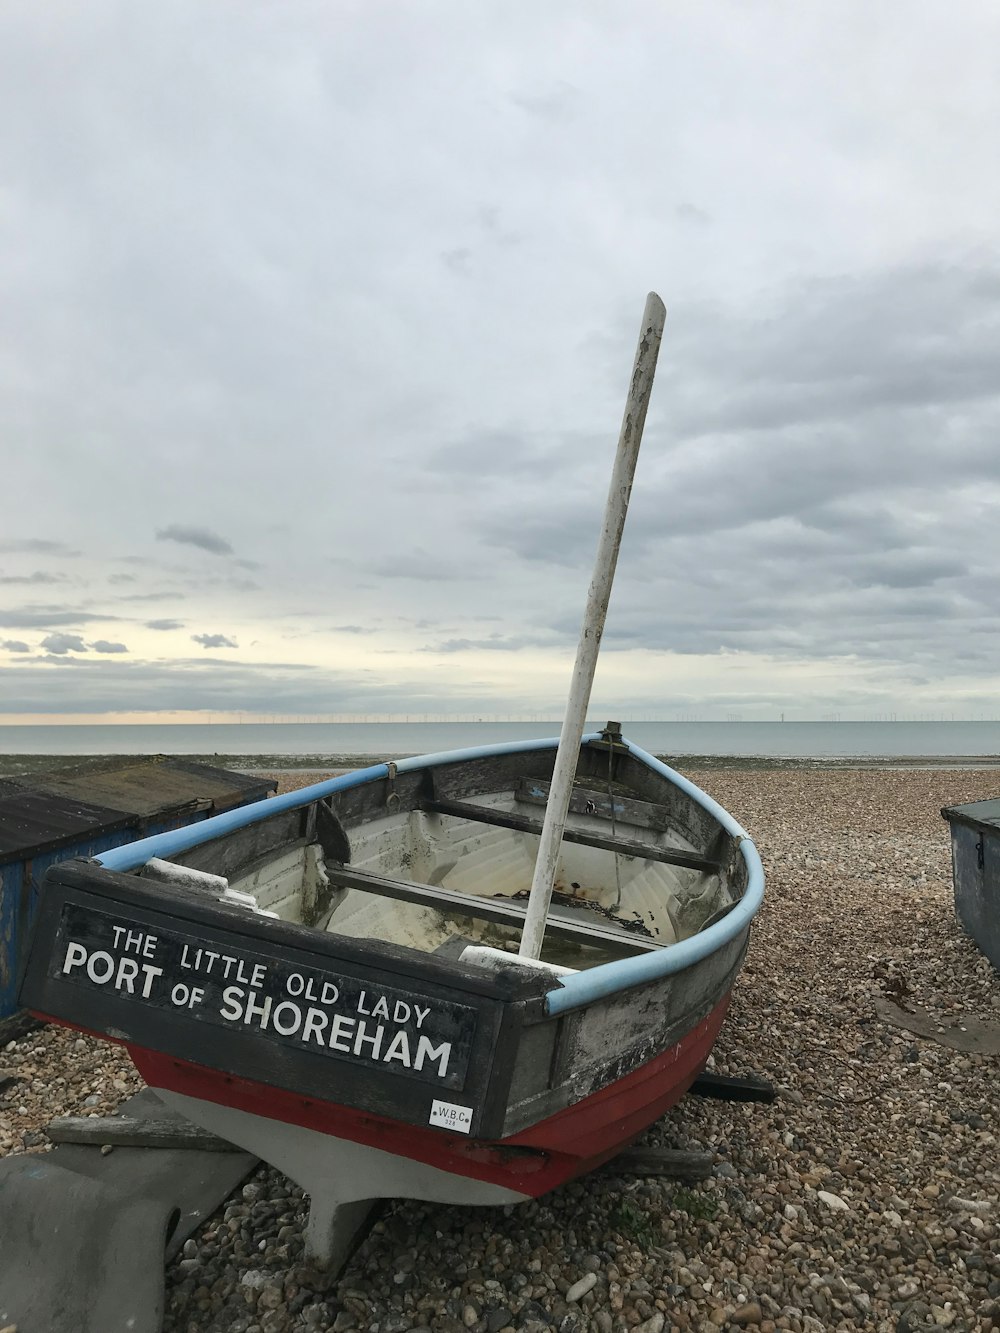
(156, 1088, 529, 1271)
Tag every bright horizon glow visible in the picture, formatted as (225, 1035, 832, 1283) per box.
(0, 711, 992, 727)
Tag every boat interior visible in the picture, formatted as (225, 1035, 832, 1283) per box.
(144, 759, 742, 976)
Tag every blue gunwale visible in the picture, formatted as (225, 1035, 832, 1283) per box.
(95, 734, 764, 1015)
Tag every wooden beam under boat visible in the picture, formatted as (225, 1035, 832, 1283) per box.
(421, 795, 721, 874)
(322, 863, 664, 952)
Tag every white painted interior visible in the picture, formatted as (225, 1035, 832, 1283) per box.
(208, 788, 732, 971)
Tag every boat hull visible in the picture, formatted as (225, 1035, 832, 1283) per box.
(126, 986, 732, 1200)
(19, 733, 763, 1267)
(24, 855, 746, 1142)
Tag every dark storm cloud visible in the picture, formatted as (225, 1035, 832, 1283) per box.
(0, 607, 119, 628)
(441, 247, 472, 275)
(662, 261, 1000, 438)
(0, 570, 66, 585)
(477, 264, 1000, 597)
(508, 82, 578, 122)
(576, 548, 985, 678)
(853, 552, 966, 590)
(40, 632, 87, 654)
(422, 430, 601, 481)
(156, 526, 235, 556)
(116, 591, 182, 603)
(365, 550, 471, 583)
(524, 459, 995, 685)
(1, 654, 478, 717)
(675, 202, 711, 227)
(192, 633, 238, 649)
(421, 633, 550, 653)
(146, 618, 184, 631)
(0, 540, 79, 556)
(90, 639, 128, 653)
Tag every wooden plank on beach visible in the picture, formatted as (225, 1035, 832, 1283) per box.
(689, 1071, 776, 1102)
(602, 1147, 713, 1179)
(46, 1115, 242, 1152)
(875, 997, 1000, 1056)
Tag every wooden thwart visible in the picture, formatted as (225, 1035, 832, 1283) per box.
(515, 778, 675, 834)
(423, 795, 720, 874)
(323, 862, 662, 953)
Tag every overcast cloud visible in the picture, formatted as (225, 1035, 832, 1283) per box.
(1, 1, 999, 721)
(156, 525, 236, 557)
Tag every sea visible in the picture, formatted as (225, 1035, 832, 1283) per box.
(1, 719, 999, 771)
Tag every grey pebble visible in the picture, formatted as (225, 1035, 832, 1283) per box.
(564, 1272, 597, 1303)
(633, 1316, 665, 1333)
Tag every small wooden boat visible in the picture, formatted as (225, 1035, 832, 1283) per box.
(19, 724, 763, 1267)
(19, 294, 764, 1271)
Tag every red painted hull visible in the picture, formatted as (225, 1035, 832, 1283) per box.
(128, 992, 731, 1198)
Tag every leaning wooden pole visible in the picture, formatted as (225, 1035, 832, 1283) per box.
(519, 292, 666, 960)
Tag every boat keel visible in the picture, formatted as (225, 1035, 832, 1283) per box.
(303, 1195, 382, 1273)
(154, 1088, 529, 1273)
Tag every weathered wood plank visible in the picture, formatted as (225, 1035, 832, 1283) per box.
(688, 1071, 776, 1103)
(874, 997, 1000, 1056)
(515, 777, 675, 833)
(323, 863, 662, 953)
(602, 1147, 713, 1179)
(423, 796, 720, 873)
(46, 1115, 241, 1152)
(177, 809, 306, 882)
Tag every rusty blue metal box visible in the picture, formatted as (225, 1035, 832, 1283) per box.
(0, 757, 276, 1026)
(941, 797, 1000, 971)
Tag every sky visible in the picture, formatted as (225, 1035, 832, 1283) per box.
(1, 1, 999, 723)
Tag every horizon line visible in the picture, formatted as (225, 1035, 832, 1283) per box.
(0, 714, 995, 727)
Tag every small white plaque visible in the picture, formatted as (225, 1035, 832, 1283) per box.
(429, 1099, 473, 1134)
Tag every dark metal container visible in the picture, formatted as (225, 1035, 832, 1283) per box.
(941, 797, 1000, 970)
(0, 757, 276, 1028)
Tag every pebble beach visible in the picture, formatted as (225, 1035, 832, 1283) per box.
(2, 766, 998, 1333)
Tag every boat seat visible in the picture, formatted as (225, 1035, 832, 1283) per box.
(420, 795, 720, 873)
(324, 862, 662, 954)
(431, 933, 480, 960)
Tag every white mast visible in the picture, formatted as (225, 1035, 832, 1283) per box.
(519, 292, 666, 960)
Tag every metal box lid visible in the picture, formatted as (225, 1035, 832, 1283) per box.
(0, 758, 275, 863)
(0, 790, 134, 861)
(941, 797, 1000, 835)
